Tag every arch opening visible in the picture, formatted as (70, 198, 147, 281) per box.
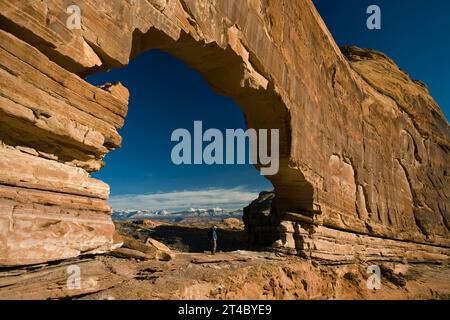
(86, 28, 316, 250)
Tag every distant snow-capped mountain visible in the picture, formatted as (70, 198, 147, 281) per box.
(112, 207, 243, 221)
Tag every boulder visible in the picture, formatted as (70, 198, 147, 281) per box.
(145, 238, 176, 261)
(116, 235, 175, 262)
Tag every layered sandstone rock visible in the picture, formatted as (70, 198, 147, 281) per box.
(0, 0, 449, 266)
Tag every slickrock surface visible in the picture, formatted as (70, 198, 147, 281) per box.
(0, 0, 449, 266)
(1, 252, 449, 300)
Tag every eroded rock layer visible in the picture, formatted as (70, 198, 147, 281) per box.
(0, 0, 449, 266)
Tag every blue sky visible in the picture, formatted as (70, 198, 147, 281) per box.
(313, 0, 450, 118)
(87, 1, 449, 211)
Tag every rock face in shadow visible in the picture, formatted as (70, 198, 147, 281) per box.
(0, 0, 449, 265)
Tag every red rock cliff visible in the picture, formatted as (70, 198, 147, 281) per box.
(0, 0, 449, 265)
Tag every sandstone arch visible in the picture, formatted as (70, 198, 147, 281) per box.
(0, 0, 449, 266)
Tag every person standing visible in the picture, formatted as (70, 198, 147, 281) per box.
(208, 226, 218, 255)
